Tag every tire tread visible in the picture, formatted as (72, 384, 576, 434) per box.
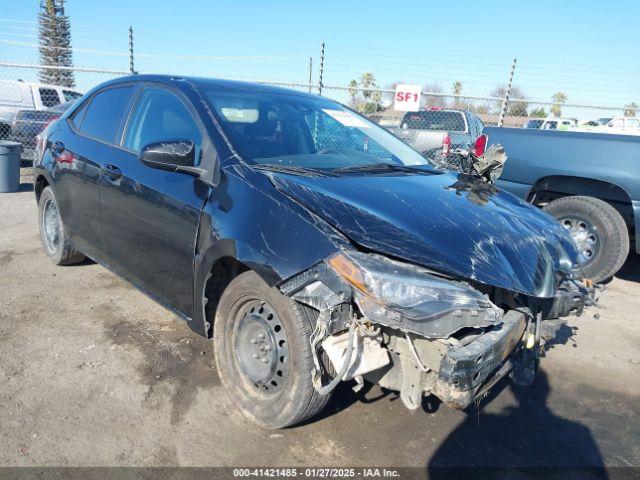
(544, 195, 629, 282)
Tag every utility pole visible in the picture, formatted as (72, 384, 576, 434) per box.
(308, 56, 313, 93)
(498, 57, 517, 127)
(318, 42, 325, 96)
(128, 25, 135, 74)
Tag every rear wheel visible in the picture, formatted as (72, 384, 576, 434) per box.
(38, 187, 85, 265)
(543, 196, 629, 282)
(213, 271, 331, 428)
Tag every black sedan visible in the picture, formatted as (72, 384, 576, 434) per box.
(33, 75, 589, 428)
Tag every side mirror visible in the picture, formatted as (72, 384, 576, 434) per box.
(139, 140, 203, 176)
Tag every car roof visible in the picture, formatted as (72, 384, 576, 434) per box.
(101, 74, 321, 99)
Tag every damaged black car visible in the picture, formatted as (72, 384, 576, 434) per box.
(34, 75, 592, 428)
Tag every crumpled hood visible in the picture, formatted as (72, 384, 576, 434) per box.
(270, 170, 578, 298)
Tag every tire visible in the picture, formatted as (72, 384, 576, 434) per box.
(213, 271, 331, 429)
(38, 186, 85, 265)
(543, 195, 629, 282)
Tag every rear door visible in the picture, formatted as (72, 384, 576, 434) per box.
(53, 84, 137, 259)
(99, 84, 209, 317)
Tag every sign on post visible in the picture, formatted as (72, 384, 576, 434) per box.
(393, 84, 421, 111)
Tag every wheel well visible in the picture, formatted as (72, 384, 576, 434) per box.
(203, 256, 249, 338)
(35, 175, 49, 203)
(528, 175, 634, 228)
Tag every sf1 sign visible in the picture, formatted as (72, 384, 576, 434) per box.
(394, 84, 421, 111)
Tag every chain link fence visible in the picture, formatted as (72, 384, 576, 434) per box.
(0, 62, 128, 162)
(0, 60, 634, 163)
(319, 85, 631, 128)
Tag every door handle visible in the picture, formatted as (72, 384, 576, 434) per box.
(102, 164, 122, 182)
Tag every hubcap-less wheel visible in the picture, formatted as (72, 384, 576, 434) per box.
(560, 216, 600, 266)
(234, 300, 288, 393)
(42, 197, 61, 253)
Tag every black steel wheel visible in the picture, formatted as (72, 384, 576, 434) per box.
(213, 271, 331, 428)
(233, 300, 289, 393)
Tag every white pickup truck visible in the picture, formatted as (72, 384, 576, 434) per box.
(598, 117, 640, 135)
(0, 80, 82, 138)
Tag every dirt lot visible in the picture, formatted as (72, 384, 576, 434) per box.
(1, 171, 640, 469)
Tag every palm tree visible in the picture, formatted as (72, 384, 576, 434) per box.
(624, 102, 638, 117)
(551, 92, 567, 118)
(360, 72, 376, 100)
(348, 79, 358, 106)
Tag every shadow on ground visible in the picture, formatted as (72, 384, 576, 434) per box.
(615, 253, 640, 283)
(427, 371, 607, 479)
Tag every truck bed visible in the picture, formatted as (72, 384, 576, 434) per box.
(485, 126, 640, 253)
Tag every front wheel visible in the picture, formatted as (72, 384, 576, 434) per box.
(213, 271, 331, 429)
(38, 186, 85, 265)
(543, 195, 629, 282)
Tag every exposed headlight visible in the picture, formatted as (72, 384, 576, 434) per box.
(327, 251, 501, 337)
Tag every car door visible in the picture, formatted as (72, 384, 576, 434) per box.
(99, 85, 210, 317)
(52, 84, 137, 259)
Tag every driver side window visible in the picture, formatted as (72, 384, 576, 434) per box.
(124, 87, 202, 160)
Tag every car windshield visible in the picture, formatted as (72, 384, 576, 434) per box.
(203, 89, 429, 170)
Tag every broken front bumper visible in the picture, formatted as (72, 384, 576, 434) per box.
(433, 310, 528, 408)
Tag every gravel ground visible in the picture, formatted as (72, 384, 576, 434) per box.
(1, 170, 639, 469)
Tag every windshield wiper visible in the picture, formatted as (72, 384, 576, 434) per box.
(332, 162, 433, 174)
(252, 163, 337, 177)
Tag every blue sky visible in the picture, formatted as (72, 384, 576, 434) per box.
(0, 0, 637, 108)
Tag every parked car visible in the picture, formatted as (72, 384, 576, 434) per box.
(0, 80, 81, 139)
(485, 126, 639, 282)
(11, 101, 74, 155)
(581, 117, 612, 127)
(524, 118, 577, 130)
(34, 75, 589, 428)
(597, 117, 640, 135)
(391, 108, 488, 160)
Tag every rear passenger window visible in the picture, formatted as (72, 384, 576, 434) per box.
(39, 88, 60, 108)
(62, 90, 82, 102)
(78, 86, 135, 144)
(70, 101, 89, 129)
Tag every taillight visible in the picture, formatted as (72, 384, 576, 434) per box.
(474, 134, 488, 157)
(442, 133, 451, 156)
